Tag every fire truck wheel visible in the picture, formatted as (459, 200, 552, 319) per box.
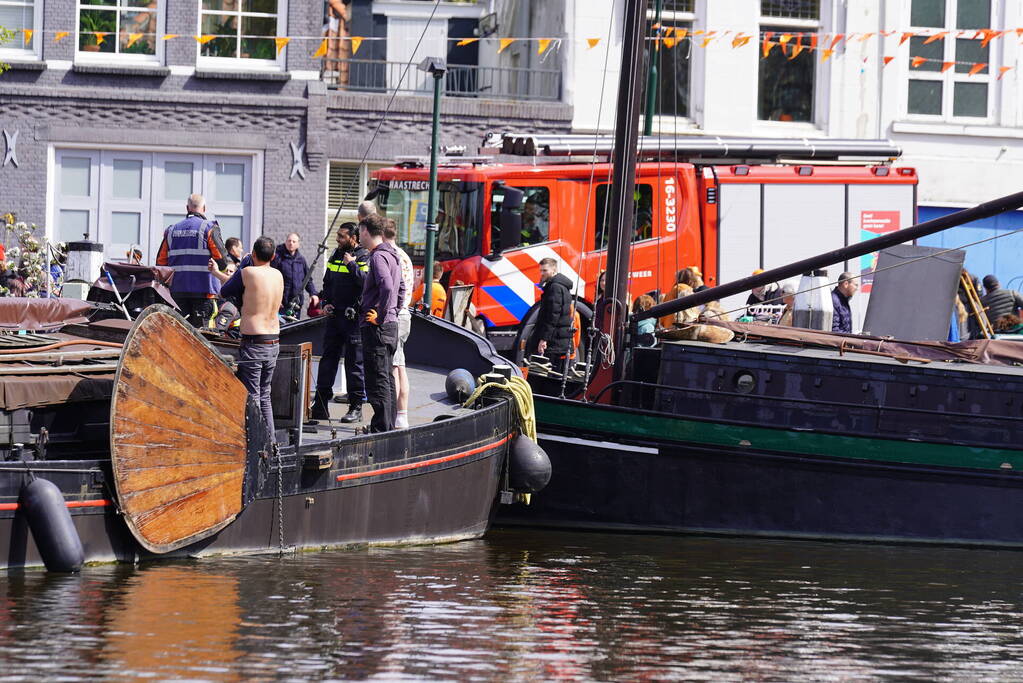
(511, 300, 593, 368)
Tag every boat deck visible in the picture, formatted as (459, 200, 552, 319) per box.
(302, 363, 476, 441)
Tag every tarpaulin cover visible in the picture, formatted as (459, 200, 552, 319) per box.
(90, 262, 176, 307)
(707, 320, 1023, 367)
(0, 374, 114, 410)
(0, 298, 95, 330)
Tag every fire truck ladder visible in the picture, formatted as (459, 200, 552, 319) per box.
(483, 133, 902, 162)
(959, 271, 994, 339)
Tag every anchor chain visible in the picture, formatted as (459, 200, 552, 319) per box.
(273, 441, 284, 554)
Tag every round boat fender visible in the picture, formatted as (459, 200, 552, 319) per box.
(508, 435, 552, 493)
(445, 368, 476, 403)
(19, 478, 85, 573)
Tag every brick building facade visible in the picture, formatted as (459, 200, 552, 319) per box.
(0, 0, 571, 266)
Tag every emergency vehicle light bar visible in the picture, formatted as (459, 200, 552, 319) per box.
(394, 155, 493, 167)
(483, 133, 902, 162)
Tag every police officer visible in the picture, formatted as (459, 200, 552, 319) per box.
(156, 193, 227, 327)
(311, 222, 369, 423)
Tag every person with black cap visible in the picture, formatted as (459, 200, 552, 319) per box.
(981, 274, 1023, 328)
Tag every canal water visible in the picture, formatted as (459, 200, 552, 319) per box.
(2, 529, 1022, 680)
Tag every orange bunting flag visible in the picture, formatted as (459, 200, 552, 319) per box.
(923, 31, 948, 44)
(196, 35, 215, 44)
(883, 55, 895, 66)
(700, 35, 714, 48)
(498, 38, 514, 53)
(537, 38, 552, 55)
(22, 29, 32, 45)
(899, 32, 915, 45)
(911, 56, 926, 68)
(1016, 28, 1023, 37)
(821, 48, 835, 62)
(789, 35, 804, 59)
(94, 32, 107, 46)
(312, 39, 327, 58)
(664, 37, 677, 49)
(675, 28, 688, 41)
(940, 61, 954, 72)
(969, 62, 988, 76)
(456, 38, 478, 47)
(980, 30, 1003, 48)
(274, 37, 290, 55)
(732, 33, 751, 48)
(587, 38, 601, 49)
(663, 27, 675, 37)
(830, 33, 844, 49)
(763, 40, 776, 58)
(350, 36, 363, 55)
(778, 33, 791, 44)
(54, 31, 69, 43)
(999, 66, 1013, 80)
(881, 30, 896, 37)
(809, 34, 818, 51)
(163, 34, 178, 41)
(858, 32, 875, 42)
(126, 33, 143, 49)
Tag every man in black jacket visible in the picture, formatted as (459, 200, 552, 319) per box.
(529, 257, 574, 361)
(311, 222, 369, 422)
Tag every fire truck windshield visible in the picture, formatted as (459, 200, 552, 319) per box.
(369, 180, 483, 261)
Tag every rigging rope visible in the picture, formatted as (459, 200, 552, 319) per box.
(462, 375, 536, 441)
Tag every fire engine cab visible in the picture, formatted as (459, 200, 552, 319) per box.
(368, 133, 917, 357)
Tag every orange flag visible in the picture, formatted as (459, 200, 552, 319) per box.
(911, 56, 926, 68)
(94, 32, 107, 46)
(968, 62, 988, 76)
(54, 31, 69, 42)
(312, 39, 327, 58)
(498, 38, 514, 53)
(456, 38, 478, 47)
(351, 36, 363, 55)
(274, 37, 290, 55)
(126, 33, 143, 49)
(940, 61, 954, 72)
(809, 34, 818, 51)
(762, 31, 774, 57)
(899, 32, 915, 45)
(883, 56, 895, 66)
(537, 38, 552, 55)
(22, 29, 32, 45)
(700, 35, 715, 48)
(162, 34, 178, 41)
(924, 31, 948, 44)
(732, 33, 751, 48)
(778, 33, 791, 44)
(1016, 28, 1023, 38)
(587, 38, 601, 49)
(858, 32, 875, 42)
(830, 33, 844, 49)
(675, 28, 688, 41)
(980, 30, 1003, 47)
(196, 35, 215, 44)
(999, 66, 1013, 79)
(820, 48, 835, 62)
(789, 35, 804, 59)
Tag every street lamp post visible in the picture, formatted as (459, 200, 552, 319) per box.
(418, 57, 446, 315)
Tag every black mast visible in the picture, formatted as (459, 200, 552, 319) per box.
(599, 0, 648, 370)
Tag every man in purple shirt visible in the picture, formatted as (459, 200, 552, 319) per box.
(359, 213, 405, 432)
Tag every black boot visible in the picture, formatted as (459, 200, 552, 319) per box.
(340, 405, 362, 423)
(310, 388, 332, 420)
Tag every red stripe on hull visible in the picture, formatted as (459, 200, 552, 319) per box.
(337, 435, 511, 483)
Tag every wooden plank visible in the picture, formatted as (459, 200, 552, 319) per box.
(0, 363, 119, 375)
(109, 305, 249, 554)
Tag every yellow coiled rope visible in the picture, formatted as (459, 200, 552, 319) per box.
(462, 375, 536, 441)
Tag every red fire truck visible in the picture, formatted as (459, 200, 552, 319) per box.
(368, 134, 917, 356)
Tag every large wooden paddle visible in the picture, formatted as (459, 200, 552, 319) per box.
(109, 305, 264, 554)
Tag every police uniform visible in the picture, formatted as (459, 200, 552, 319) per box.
(311, 245, 370, 421)
(156, 213, 226, 327)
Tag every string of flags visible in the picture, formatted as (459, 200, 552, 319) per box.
(7, 26, 1022, 77)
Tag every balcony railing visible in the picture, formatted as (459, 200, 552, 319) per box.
(322, 58, 562, 103)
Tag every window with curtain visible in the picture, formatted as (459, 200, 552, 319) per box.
(758, 0, 820, 122)
(0, 0, 36, 53)
(78, 0, 161, 57)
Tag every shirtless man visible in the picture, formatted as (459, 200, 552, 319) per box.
(220, 236, 283, 439)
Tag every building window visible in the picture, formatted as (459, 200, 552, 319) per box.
(907, 0, 992, 120)
(645, 0, 694, 120)
(77, 0, 161, 59)
(327, 161, 387, 228)
(199, 0, 285, 67)
(758, 0, 820, 122)
(0, 0, 40, 56)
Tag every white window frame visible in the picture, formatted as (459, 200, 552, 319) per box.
(0, 0, 42, 61)
(197, 0, 288, 72)
(75, 0, 165, 65)
(902, 0, 998, 124)
(755, 0, 832, 131)
(325, 160, 388, 228)
(647, 3, 696, 131)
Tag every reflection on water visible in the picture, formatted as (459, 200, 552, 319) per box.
(3, 530, 1023, 679)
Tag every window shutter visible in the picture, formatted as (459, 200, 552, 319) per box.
(327, 163, 363, 215)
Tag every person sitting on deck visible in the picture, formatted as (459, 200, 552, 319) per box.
(220, 237, 283, 440)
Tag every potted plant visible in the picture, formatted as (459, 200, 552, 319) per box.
(79, 10, 115, 52)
